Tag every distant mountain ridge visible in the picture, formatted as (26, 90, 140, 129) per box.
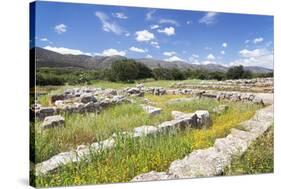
(33, 47, 273, 73)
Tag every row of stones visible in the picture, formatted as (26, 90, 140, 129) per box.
(172, 77, 273, 89)
(35, 109, 211, 175)
(131, 105, 273, 182)
(171, 84, 273, 93)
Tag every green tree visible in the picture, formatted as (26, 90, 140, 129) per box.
(171, 68, 185, 80)
(135, 62, 153, 79)
(227, 65, 245, 79)
(152, 67, 173, 80)
(111, 59, 139, 82)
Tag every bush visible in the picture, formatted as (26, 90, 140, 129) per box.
(226, 65, 253, 79)
(111, 59, 139, 82)
(152, 67, 174, 80)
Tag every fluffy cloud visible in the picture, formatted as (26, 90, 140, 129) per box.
(222, 42, 227, 48)
(199, 12, 218, 25)
(150, 41, 160, 48)
(135, 30, 155, 42)
(95, 11, 124, 35)
(158, 19, 179, 26)
(44, 46, 91, 56)
(230, 48, 273, 69)
(129, 46, 147, 53)
(164, 56, 184, 62)
(207, 53, 216, 60)
(150, 25, 160, 29)
(239, 48, 268, 58)
(54, 24, 67, 34)
(157, 27, 175, 36)
(220, 50, 225, 55)
(146, 54, 153, 58)
(112, 12, 128, 19)
(163, 51, 176, 56)
(95, 48, 126, 56)
(253, 37, 264, 44)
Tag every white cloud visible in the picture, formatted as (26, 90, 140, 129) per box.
(129, 46, 147, 53)
(150, 41, 160, 48)
(220, 50, 225, 55)
(164, 56, 184, 62)
(112, 12, 128, 19)
(163, 51, 176, 56)
(44, 46, 91, 56)
(253, 37, 264, 44)
(146, 9, 156, 20)
(157, 27, 175, 36)
(135, 30, 155, 42)
(202, 60, 217, 65)
(158, 19, 179, 26)
(95, 48, 126, 56)
(186, 20, 192, 25)
(222, 42, 227, 48)
(239, 48, 268, 58)
(40, 38, 49, 42)
(150, 25, 160, 29)
(54, 24, 67, 34)
(207, 53, 216, 60)
(125, 33, 130, 37)
(146, 54, 153, 58)
(199, 12, 218, 25)
(95, 11, 124, 35)
(230, 48, 273, 69)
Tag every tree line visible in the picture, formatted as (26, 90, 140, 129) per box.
(36, 59, 273, 85)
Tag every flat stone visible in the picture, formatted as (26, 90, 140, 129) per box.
(195, 110, 210, 128)
(35, 107, 56, 120)
(41, 115, 65, 129)
(168, 147, 227, 178)
(35, 151, 77, 175)
(79, 93, 97, 103)
(133, 126, 158, 137)
(141, 105, 162, 116)
(131, 171, 173, 182)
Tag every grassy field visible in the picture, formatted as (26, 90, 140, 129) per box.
(34, 92, 261, 187)
(225, 126, 273, 175)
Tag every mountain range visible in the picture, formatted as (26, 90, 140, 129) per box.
(32, 47, 272, 73)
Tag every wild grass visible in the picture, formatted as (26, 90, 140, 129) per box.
(35, 102, 171, 163)
(35, 98, 261, 187)
(225, 126, 273, 175)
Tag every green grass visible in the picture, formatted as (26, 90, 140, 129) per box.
(35, 102, 171, 163)
(35, 98, 261, 187)
(225, 126, 273, 175)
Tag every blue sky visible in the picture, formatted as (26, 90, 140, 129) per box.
(32, 1, 274, 68)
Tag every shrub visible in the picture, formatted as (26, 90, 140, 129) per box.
(111, 59, 139, 82)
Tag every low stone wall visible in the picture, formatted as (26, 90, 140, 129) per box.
(34, 94, 129, 120)
(35, 109, 211, 176)
(131, 105, 273, 181)
(171, 78, 273, 93)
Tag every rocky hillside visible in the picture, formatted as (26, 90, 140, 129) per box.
(32, 47, 273, 73)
